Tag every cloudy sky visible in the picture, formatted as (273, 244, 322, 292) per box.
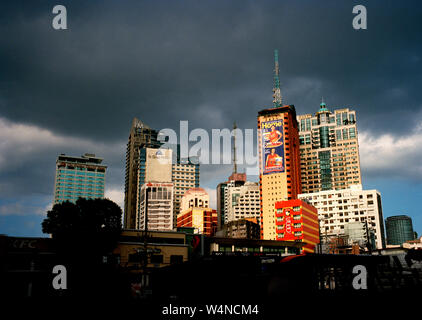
(0, 0, 421, 237)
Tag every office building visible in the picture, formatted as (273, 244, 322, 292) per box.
(299, 184, 386, 249)
(172, 147, 200, 228)
(258, 50, 302, 240)
(137, 182, 174, 231)
(218, 218, 261, 240)
(124, 118, 161, 229)
(217, 173, 247, 230)
(177, 188, 217, 236)
(297, 102, 361, 193)
(180, 187, 209, 212)
(53, 153, 106, 205)
(225, 181, 260, 224)
(275, 199, 319, 253)
(386, 215, 415, 246)
(177, 207, 218, 237)
(135, 148, 173, 231)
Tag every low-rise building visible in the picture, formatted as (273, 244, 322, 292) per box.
(274, 199, 319, 253)
(219, 218, 260, 239)
(299, 184, 386, 249)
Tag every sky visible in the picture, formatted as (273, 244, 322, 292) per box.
(0, 0, 421, 238)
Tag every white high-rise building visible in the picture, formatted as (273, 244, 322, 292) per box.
(136, 148, 174, 231)
(225, 181, 260, 225)
(137, 182, 173, 231)
(298, 184, 386, 249)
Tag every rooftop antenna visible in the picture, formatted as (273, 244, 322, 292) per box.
(273, 49, 282, 107)
(233, 121, 238, 174)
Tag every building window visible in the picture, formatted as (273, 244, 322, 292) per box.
(151, 255, 164, 264)
(170, 255, 184, 264)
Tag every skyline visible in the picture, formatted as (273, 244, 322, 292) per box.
(1, 0, 422, 237)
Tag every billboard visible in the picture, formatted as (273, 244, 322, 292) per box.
(145, 148, 172, 182)
(261, 120, 284, 175)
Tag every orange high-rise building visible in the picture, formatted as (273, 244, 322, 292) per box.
(258, 50, 302, 240)
(258, 106, 302, 240)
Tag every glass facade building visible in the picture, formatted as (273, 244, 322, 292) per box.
(385, 215, 415, 245)
(297, 103, 361, 193)
(53, 153, 107, 205)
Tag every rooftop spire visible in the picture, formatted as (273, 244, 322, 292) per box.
(272, 49, 282, 107)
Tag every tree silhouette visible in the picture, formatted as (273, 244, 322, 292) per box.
(42, 198, 122, 256)
(42, 198, 124, 299)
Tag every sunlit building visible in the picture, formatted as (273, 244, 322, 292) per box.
(297, 102, 361, 193)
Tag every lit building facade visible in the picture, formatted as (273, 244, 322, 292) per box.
(217, 173, 247, 230)
(258, 50, 302, 240)
(385, 215, 415, 246)
(177, 187, 217, 236)
(135, 148, 174, 231)
(258, 105, 302, 240)
(137, 182, 174, 231)
(180, 187, 209, 212)
(53, 153, 106, 205)
(298, 184, 386, 249)
(225, 181, 260, 225)
(297, 103, 361, 193)
(275, 199, 319, 253)
(172, 145, 200, 228)
(177, 208, 218, 237)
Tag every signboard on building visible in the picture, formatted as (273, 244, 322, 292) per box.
(261, 120, 284, 175)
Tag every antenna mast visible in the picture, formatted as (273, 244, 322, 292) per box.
(273, 49, 282, 107)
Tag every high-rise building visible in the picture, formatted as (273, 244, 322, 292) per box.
(385, 215, 415, 246)
(137, 182, 174, 231)
(299, 184, 386, 249)
(124, 118, 161, 229)
(172, 145, 200, 227)
(217, 173, 247, 230)
(177, 188, 217, 236)
(274, 199, 319, 253)
(225, 181, 260, 225)
(180, 187, 209, 211)
(297, 102, 362, 193)
(216, 182, 228, 230)
(53, 153, 107, 205)
(135, 148, 173, 231)
(258, 50, 302, 240)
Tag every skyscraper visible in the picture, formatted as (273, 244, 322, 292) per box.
(386, 215, 415, 246)
(172, 145, 200, 227)
(124, 118, 161, 229)
(258, 50, 302, 240)
(53, 153, 107, 205)
(297, 102, 362, 193)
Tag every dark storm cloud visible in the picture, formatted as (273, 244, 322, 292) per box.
(1, 0, 421, 141)
(1, 0, 422, 227)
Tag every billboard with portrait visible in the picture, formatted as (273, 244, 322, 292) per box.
(261, 120, 284, 175)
